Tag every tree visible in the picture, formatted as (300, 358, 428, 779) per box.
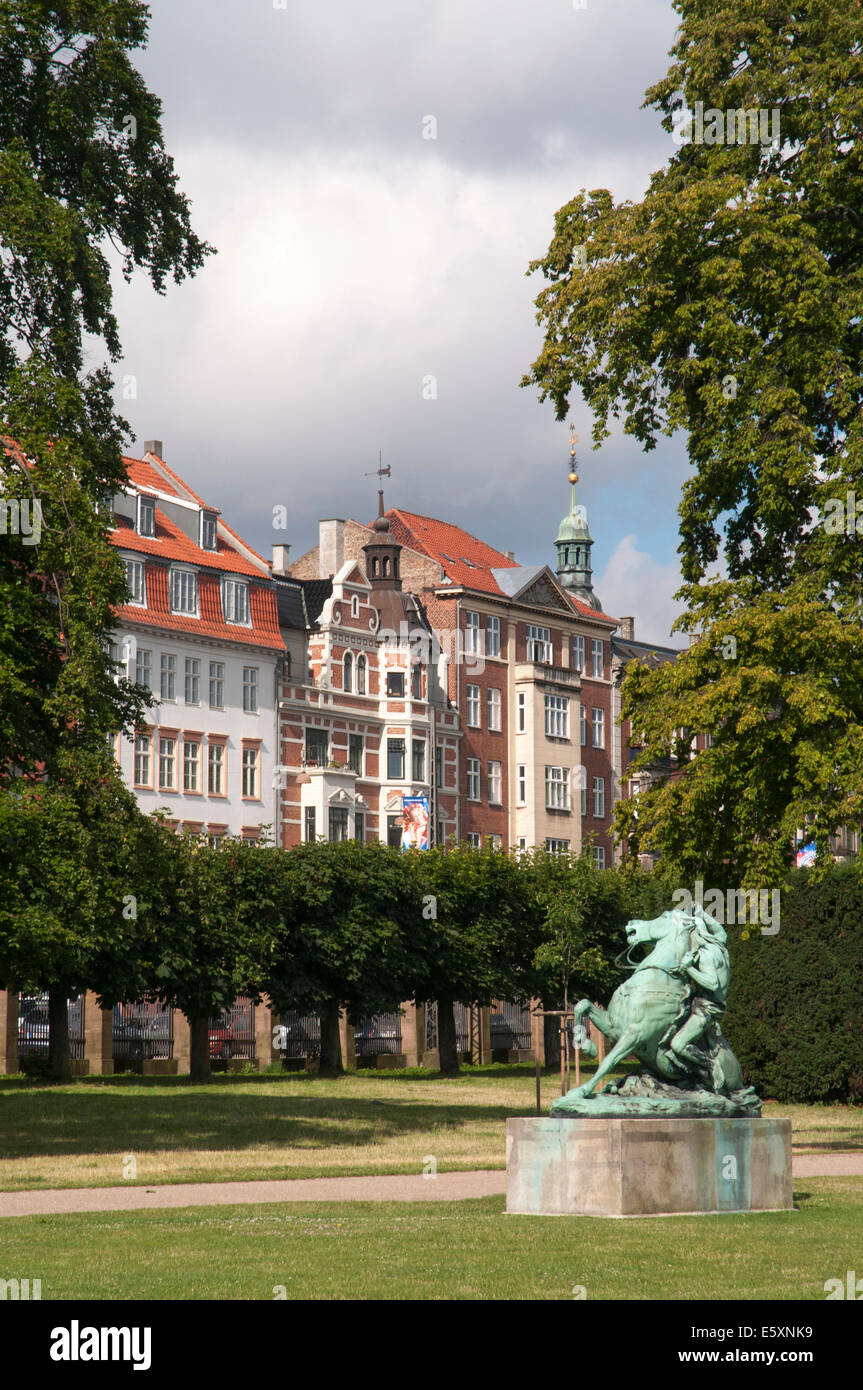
(523, 2, 863, 882)
(419, 845, 535, 1076)
(0, 752, 165, 1079)
(266, 841, 427, 1078)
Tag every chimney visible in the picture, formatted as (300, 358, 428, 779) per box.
(319, 518, 345, 578)
(271, 543, 292, 576)
(143, 439, 163, 459)
(618, 616, 635, 640)
(505, 550, 516, 562)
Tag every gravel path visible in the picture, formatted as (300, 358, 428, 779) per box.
(0, 1153, 860, 1218)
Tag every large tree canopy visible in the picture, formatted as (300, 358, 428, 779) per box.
(524, 1, 863, 883)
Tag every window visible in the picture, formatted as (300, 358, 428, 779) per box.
(593, 777, 605, 818)
(581, 782, 588, 817)
(486, 615, 501, 657)
(349, 734, 363, 776)
(466, 758, 480, 801)
(591, 639, 604, 678)
(242, 747, 260, 798)
(183, 740, 200, 793)
(386, 671, 405, 698)
(580, 705, 588, 746)
(464, 610, 482, 655)
(222, 578, 250, 625)
(134, 734, 151, 785)
(343, 652, 353, 693)
(517, 765, 526, 804)
(243, 666, 258, 713)
(124, 558, 146, 606)
(160, 653, 176, 700)
(466, 684, 480, 727)
(466, 832, 481, 848)
(170, 568, 198, 615)
(184, 658, 200, 704)
(546, 838, 570, 856)
(435, 746, 443, 787)
(412, 739, 425, 782)
(201, 512, 218, 551)
(487, 687, 502, 732)
(208, 743, 225, 795)
(351, 594, 360, 619)
(138, 496, 155, 537)
(573, 635, 585, 673)
(305, 727, 328, 765)
(159, 737, 176, 791)
(517, 837, 527, 856)
(209, 661, 224, 708)
(545, 766, 570, 811)
(412, 663, 422, 699)
(526, 623, 551, 663)
(135, 648, 151, 690)
(593, 845, 606, 869)
(592, 708, 605, 748)
(304, 807, 316, 842)
(488, 834, 503, 850)
(387, 738, 405, 780)
(328, 807, 348, 841)
(354, 811, 365, 841)
(544, 694, 569, 739)
(517, 692, 527, 733)
(488, 761, 502, 804)
(356, 655, 366, 694)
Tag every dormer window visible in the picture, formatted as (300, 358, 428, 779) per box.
(138, 496, 156, 537)
(170, 567, 198, 615)
(201, 512, 218, 551)
(222, 577, 250, 625)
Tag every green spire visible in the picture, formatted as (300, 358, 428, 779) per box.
(554, 425, 601, 610)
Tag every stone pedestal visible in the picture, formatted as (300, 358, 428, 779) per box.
(506, 1116, 793, 1217)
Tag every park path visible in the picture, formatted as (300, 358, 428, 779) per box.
(0, 1153, 860, 1218)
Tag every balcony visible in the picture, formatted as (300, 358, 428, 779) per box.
(515, 662, 582, 691)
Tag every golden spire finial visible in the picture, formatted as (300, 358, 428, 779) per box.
(568, 422, 578, 485)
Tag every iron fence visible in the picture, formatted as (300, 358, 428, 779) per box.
(354, 1012, 403, 1057)
(490, 1001, 532, 1053)
(209, 997, 255, 1062)
(424, 1001, 438, 1053)
(113, 1002, 173, 1063)
(277, 1011, 321, 1059)
(18, 993, 85, 1061)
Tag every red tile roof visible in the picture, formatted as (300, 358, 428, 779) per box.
(385, 507, 617, 623)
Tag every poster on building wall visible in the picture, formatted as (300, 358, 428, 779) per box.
(401, 796, 430, 850)
(795, 840, 816, 868)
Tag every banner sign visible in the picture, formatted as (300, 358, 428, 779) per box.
(401, 796, 429, 850)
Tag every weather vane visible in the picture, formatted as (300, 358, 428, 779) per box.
(364, 450, 391, 484)
(568, 423, 578, 485)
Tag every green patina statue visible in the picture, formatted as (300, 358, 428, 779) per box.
(551, 906, 761, 1118)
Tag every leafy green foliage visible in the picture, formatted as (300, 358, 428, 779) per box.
(523, 2, 863, 881)
(726, 864, 863, 1102)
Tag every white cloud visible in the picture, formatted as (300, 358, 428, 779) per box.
(596, 534, 686, 644)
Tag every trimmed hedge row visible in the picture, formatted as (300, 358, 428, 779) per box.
(725, 865, 863, 1103)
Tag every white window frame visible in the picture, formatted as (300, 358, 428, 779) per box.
(466, 757, 481, 802)
(466, 832, 481, 848)
(464, 610, 482, 655)
(123, 557, 146, 606)
(170, 567, 198, 616)
(487, 687, 502, 732)
(488, 760, 502, 805)
(545, 765, 570, 811)
(184, 658, 200, 705)
(134, 734, 151, 785)
(591, 639, 604, 678)
(486, 615, 501, 657)
(517, 765, 526, 805)
(208, 742, 225, 795)
(573, 634, 585, 673)
(222, 577, 250, 626)
(526, 623, 552, 664)
(243, 666, 259, 713)
(138, 496, 156, 537)
(209, 662, 225, 709)
(201, 512, 218, 551)
(158, 736, 177, 792)
(517, 691, 526, 733)
(242, 746, 260, 799)
(593, 776, 605, 818)
(593, 845, 606, 869)
(135, 648, 151, 690)
(183, 739, 200, 793)
(544, 694, 569, 739)
(160, 653, 176, 701)
(546, 838, 570, 856)
(466, 684, 481, 728)
(592, 707, 605, 749)
(580, 705, 587, 746)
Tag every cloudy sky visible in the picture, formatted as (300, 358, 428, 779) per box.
(111, 0, 691, 642)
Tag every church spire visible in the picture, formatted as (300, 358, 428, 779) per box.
(554, 424, 601, 610)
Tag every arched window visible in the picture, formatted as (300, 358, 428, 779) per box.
(357, 655, 366, 695)
(382, 556, 390, 577)
(344, 651, 353, 693)
(371, 558, 379, 578)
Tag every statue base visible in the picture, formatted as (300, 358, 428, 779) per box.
(505, 1116, 793, 1217)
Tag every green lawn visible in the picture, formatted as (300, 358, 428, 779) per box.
(0, 1179, 859, 1300)
(0, 1066, 859, 1192)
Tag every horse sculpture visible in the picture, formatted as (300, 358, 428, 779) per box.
(551, 905, 760, 1116)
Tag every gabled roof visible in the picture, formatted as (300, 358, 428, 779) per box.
(384, 508, 518, 595)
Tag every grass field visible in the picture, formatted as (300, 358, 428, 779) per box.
(0, 1066, 860, 1192)
(0, 1179, 859, 1300)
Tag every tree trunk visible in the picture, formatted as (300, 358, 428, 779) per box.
(48, 990, 72, 1082)
(319, 1002, 343, 1077)
(189, 1013, 211, 1083)
(437, 999, 460, 1076)
(543, 1006, 561, 1077)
